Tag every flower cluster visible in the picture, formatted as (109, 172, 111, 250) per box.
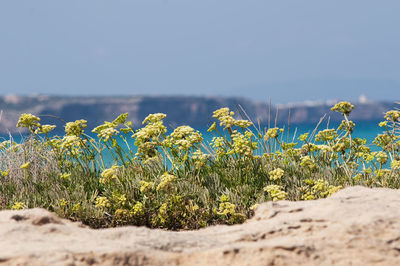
(212, 108, 236, 129)
(302, 179, 342, 200)
(95, 196, 111, 208)
(269, 168, 284, 181)
(65, 119, 87, 136)
(139, 180, 154, 193)
(384, 110, 400, 122)
(331, 101, 354, 115)
(227, 130, 257, 158)
(157, 172, 177, 191)
(264, 185, 287, 201)
(133, 113, 167, 162)
(264, 127, 282, 140)
(100, 165, 119, 183)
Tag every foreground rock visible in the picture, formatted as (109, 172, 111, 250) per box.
(1, 186, 400, 265)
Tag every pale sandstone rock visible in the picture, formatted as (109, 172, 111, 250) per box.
(1, 186, 400, 265)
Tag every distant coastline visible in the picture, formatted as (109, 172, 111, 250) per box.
(0, 94, 398, 134)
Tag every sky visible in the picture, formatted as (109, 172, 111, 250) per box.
(0, 0, 399, 103)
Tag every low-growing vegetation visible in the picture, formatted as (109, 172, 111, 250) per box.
(0, 101, 399, 230)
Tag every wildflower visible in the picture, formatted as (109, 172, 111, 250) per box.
(157, 172, 177, 191)
(302, 179, 342, 200)
(112, 192, 127, 206)
(114, 208, 131, 219)
(250, 203, 260, 211)
(264, 127, 282, 140)
(298, 133, 309, 142)
(163, 126, 203, 152)
(65, 119, 87, 136)
(20, 162, 30, 169)
(133, 115, 167, 161)
(61, 135, 83, 156)
(35, 124, 56, 134)
(157, 203, 168, 224)
(300, 156, 316, 171)
(331, 101, 354, 115)
(317, 145, 333, 153)
(384, 110, 400, 122)
(95, 196, 111, 208)
(375, 169, 390, 178)
(269, 168, 284, 181)
(228, 131, 257, 158)
(234, 119, 253, 128)
(132, 202, 144, 216)
(212, 107, 236, 129)
(391, 160, 400, 169)
(16, 113, 41, 129)
(142, 113, 167, 124)
(11, 202, 26, 210)
(373, 134, 392, 149)
(220, 194, 229, 203)
(264, 185, 287, 201)
(112, 113, 129, 124)
(99, 165, 119, 183)
(375, 151, 388, 164)
(338, 120, 355, 133)
(207, 122, 216, 132)
(217, 202, 236, 216)
(379, 121, 388, 127)
(1, 170, 9, 177)
(315, 129, 337, 142)
(98, 127, 119, 142)
(139, 180, 154, 193)
(72, 203, 81, 213)
(59, 198, 67, 207)
(60, 173, 71, 181)
(0, 140, 11, 150)
(192, 149, 208, 167)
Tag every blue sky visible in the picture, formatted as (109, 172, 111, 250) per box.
(0, 0, 399, 103)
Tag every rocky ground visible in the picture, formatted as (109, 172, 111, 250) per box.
(1, 186, 400, 265)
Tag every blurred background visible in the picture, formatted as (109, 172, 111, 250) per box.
(0, 0, 399, 136)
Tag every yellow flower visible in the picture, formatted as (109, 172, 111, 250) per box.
(99, 165, 119, 183)
(1, 170, 9, 177)
(234, 119, 253, 128)
(156, 172, 177, 191)
(20, 162, 31, 169)
(264, 127, 281, 140)
(59, 198, 67, 207)
(269, 168, 284, 181)
(142, 113, 167, 124)
(132, 202, 144, 215)
(264, 185, 287, 201)
(331, 101, 354, 115)
(220, 194, 229, 203)
(298, 133, 309, 142)
(379, 121, 388, 127)
(139, 181, 154, 193)
(95, 196, 111, 208)
(16, 113, 41, 128)
(60, 173, 71, 181)
(35, 124, 56, 134)
(11, 202, 26, 210)
(65, 119, 87, 136)
(391, 160, 400, 169)
(207, 122, 216, 132)
(384, 110, 400, 122)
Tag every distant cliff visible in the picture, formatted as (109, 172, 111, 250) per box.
(0, 95, 398, 134)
